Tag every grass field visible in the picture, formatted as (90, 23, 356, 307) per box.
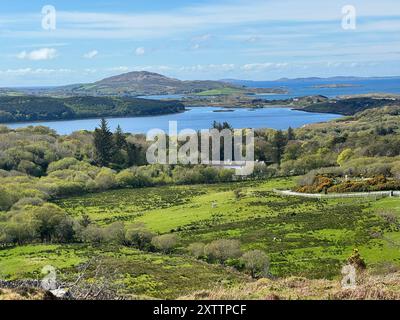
(195, 88, 246, 96)
(2, 178, 399, 299)
(0, 244, 247, 299)
(55, 179, 400, 278)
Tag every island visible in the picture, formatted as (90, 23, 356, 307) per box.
(0, 96, 185, 124)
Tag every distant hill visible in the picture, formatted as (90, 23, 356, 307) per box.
(48, 71, 239, 97)
(222, 76, 400, 84)
(0, 95, 185, 123)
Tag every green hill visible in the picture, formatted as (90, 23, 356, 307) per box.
(50, 71, 239, 97)
(0, 95, 185, 123)
(299, 97, 400, 115)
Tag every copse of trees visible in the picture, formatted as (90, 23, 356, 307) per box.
(0, 203, 74, 245)
(93, 120, 146, 169)
(0, 202, 173, 252)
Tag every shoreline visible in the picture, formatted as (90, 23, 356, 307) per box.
(1, 105, 343, 128)
(0, 108, 188, 127)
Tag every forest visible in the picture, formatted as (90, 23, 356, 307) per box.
(0, 96, 185, 123)
(299, 97, 400, 115)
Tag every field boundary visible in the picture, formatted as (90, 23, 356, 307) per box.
(273, 189, 400, 199)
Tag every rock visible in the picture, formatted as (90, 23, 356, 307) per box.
(49, 288, 71, 299)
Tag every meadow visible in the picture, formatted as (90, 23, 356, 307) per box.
(1, 178, 400, 298)
(0, 244, 246, 299)
(58, 180, 400, 281)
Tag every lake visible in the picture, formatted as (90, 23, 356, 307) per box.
(5, 107, 340, 135)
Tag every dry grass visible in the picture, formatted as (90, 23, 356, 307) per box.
(0, 287, 54, 300)
(180, 272, 400, 300)
(3, 273, 400, 300)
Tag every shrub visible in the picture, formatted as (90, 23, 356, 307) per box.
(348, 249, 367, 271)
(54, 216, 75, 243)
(11, 197, 45, 210)
(218, 169, 234, 182)
(241, 250, 270, 278)
(116, 169, 153, 188)
(17, 160, 43, 177)
(47, 157, 80, 173)
(104, 222, 126, 245)
(204, 239, 242, 263)
(116, 170, 136, 187)
(187, 242, 206, 258)
(151, 234, 178, 253)
(296, 175, 334, 193)
(80, 225, 105, 244)
(94, 168, 117, 191)
(125, 223, 154, 250)
(30, 203, 71, 243)
(391, 162, 400, 180)
(1, 221, 37, 245)
(337, 149, 354, 166)
(0, 188, 14, 211)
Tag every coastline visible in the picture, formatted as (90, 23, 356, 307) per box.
(0, 108, 188, 127)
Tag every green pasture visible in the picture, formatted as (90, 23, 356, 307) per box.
(54, 178, 400, 279)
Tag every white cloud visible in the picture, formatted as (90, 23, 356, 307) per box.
(241, 63, 271, 71)
(17, 48, 58, 61)
(84, 68, 98, 74)
(0, 68, 71, 75)
(107, 66, 130, 73)
(83, 50, 98, 59)
(191, 34, 211, 42)
(2, 0, 399, 40)
(179, 64, 235, 73)
(135, 47, 146, 56)
(240, 62, 289, 72)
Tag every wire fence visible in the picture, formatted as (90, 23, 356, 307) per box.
(273, 189, 400, 199)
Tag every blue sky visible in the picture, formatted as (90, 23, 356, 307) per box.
(0, 0, 399, 86)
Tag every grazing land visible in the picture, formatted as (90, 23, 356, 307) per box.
(56, 179, 399, 277)
(1, 178, 399, 299)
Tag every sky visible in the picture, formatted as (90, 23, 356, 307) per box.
(0, 0, 399, 86)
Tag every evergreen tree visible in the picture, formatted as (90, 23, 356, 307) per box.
(93, 118, 114, 167)
(271, 130, 287, 164)
(287, 126, 295, 141)
(211, 121, 234, 161)
(114, 125, 127, 149)
(127, 142, 147, 166)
